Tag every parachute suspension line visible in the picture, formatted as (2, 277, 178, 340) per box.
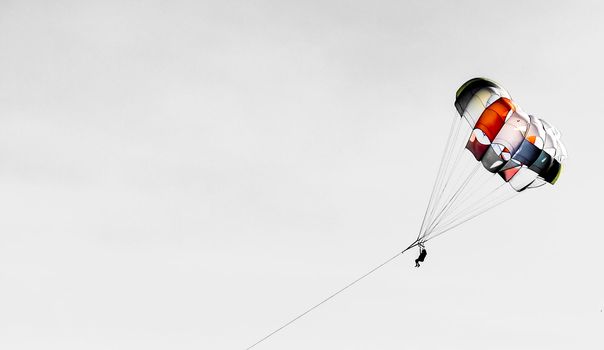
(445, 181, 507, 223)
(425, 192, 518, 242)
(422, 118, 468, 235)
(417, 114, 461, 241)
(420, 136, 470, 240)
(427, 170, 502, 234)
(417, 115, 459, 240)
(425, 190, 519, 242)
(428, 126, 464, 217)
(450, 172, 497, 213)
(433, 173, 493, 227)
(471, 184, 517, 213)
(423, 162, 480, 236)
(425, 114, 464, 227)
(244, 241, 421, 350)
(424, 117, 473, 229)
(425, 152, 479, 232)
(427, 181, 508, 235)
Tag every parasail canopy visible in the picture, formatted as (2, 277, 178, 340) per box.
(417, 78, 567, 243)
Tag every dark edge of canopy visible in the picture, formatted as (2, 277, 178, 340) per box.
(454, 77, 505, 116)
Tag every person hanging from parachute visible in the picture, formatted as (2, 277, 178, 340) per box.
(414, 243, 427, 267)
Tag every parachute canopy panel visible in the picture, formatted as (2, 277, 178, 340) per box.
(455, 78, 511, 127)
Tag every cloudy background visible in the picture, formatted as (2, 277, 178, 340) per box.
(1, 0, 602, 349)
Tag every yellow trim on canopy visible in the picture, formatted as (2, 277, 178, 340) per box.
(550, 163, 563, 184)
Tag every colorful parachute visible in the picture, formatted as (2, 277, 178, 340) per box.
(417, 78, 567, 243)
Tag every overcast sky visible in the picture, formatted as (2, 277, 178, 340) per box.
(1, 1, 602, 349)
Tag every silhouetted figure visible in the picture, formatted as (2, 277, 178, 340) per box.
(415, 248, 427, 267)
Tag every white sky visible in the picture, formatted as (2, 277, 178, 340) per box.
(0, 1, 602, 349)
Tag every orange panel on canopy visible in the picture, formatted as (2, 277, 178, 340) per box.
(474, 97, 515, 141)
